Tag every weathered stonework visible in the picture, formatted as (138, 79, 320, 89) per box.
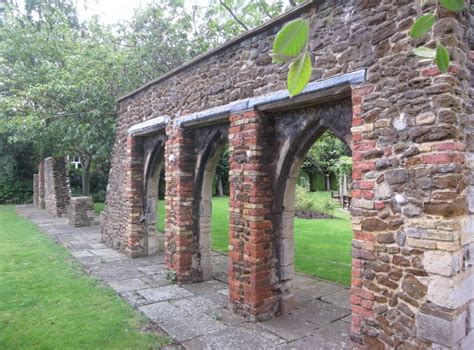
(44, 157, 71, 217)
(38, 159, 45, 209)
(33, 174, 39, 207)
(68, 196, 95, 227)
(102, 1, 473, 348)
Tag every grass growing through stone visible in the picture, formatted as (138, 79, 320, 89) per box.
(96, 192, 352, 285)
(0, 205, 169, 349)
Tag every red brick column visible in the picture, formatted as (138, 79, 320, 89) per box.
(228, 110, 276, 320)
(124, 135, 146, 257)
(38, 159, 46, 209)
(164, 126, 195, 283)
(350, 84, 376, 344)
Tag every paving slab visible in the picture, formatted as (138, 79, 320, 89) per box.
(171, 295, 226, 314)
(137, 285, 194, 303)
(293, 281, 345, 305)
(291, 300, 350, 327)
(321, 288, 351, 310)
(108, 277, 150, 293)
(260, 313, 318, 341)
(277, 320, 355, 350)
(71, 250, 94, 258)
(139, 302, 228, 342)
(182, 323, 286, 350)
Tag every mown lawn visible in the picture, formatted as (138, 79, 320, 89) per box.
(96, 192, 352, 285)
(0, 205, 169, 349)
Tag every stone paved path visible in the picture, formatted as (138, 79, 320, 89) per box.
(17, 205, 355, 350)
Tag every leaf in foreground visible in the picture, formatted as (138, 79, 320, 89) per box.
(288, 52, 312, 97)
(439, 0, 465, 12)
(413, 47, 436, 58)
(410, 13, 435, 39)
(435, 44, 450, 73)
(272, 19, 309, 57)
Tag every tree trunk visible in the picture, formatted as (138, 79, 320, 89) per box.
(343, 173, 348, 196)
(308, 173, 317, 192)
(216, 175, 224, 197)
(81, 155, 91, 196)
(325, 174, 331, 191)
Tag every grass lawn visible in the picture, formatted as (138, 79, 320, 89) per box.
(0, 205, 169, 349)
(94, 201, 105, 214)
(97, 191, 352, 286)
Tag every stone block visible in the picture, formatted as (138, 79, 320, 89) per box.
(427, 269, 474, 309)
(416, 310, 466, 347)
(68, 196, 95, 227)
(423, 250, 462, 277)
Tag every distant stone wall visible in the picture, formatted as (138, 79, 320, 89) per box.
(68, 196, 95, 227)
(44, 157, 71, 217)
(33, 174, 39, 206)
(38, 159, 45, 209)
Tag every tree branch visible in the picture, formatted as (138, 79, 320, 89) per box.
(219, 0, 249, 31)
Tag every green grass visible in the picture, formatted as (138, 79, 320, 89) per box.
(94, 202, 105, 214)
(97, 191, 352, 286)
(0, 205, 169, 349)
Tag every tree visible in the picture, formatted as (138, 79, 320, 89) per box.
(0, 1, 121, 195)
(301, 130, 347, 191)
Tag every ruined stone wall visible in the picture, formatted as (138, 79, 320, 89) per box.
(103, 0, 473, 348)
(68, 196, 95, 227)
(33, 174, 39, 206)
(38, 160, 45, 209)
(44, 157, 71, 217)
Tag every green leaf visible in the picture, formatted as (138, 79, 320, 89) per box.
(413, 46, 436, 58)
(410, 13, 436, 39)
(439, 0, 465, 12)
(435, 44, 450, 73)
(288, 51, 312, 97)
(272, 18, 309, 57)
(270, 52, 298, 64)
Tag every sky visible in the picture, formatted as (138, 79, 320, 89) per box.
(77, 0, 212, 24)
(17, 0, 211, 24)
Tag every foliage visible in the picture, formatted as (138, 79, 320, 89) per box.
(410, 0, 465, 73)
(295, 185, 336, 216)
(301, 130, 348, 191)
(0, 205, 170, 348)
(0, 133, 36, 203)
(332, 155, 352, 179)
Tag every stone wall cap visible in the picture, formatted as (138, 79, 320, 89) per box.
(116, 1, 317, 103)
(128, 115, 170, 136)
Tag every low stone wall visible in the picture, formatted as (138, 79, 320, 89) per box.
(33, 174, 39, 206)
(68, 197, 95, 227)
(44, 157, 71, 217)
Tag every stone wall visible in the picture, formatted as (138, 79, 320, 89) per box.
(44, 157, 71, 217)
(33, 174, 39, 207)
(102, 1, 473, 348)
(68, 196, 95, 227)
(38, 159, 45, 209)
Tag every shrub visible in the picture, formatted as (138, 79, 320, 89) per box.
(295, 185, 336, 217)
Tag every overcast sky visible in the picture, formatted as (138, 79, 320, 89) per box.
(76, 0, 212, 24)
(17, 0, 211, 24)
